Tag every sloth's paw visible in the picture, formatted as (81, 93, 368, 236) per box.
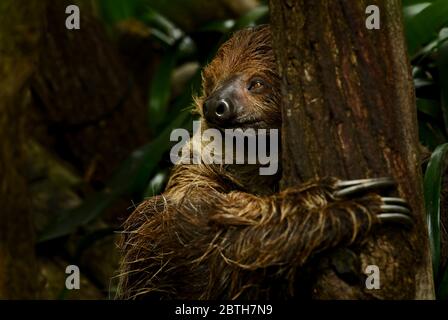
(333, 177, 413, 226)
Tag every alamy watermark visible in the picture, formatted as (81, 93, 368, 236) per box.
(366, 5, 380, 30)
(365, 265, 380, 290)
(65, 5, 80, 30)
(65, 265, 80, 290)
(170, 121, 279, 176)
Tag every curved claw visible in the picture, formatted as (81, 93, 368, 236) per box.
(333, 177, 413, 227)
(381, 197, 409, 207)
(334, 177, 395, 198)
(378, 197, 413, 226)
(378, 213, 413, 226)
(380, 204, 411, 215)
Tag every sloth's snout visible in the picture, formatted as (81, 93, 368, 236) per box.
(203, 97, 236, 127)
(203, 76, 246, 127)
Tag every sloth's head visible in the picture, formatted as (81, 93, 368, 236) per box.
(197, 25, 281, 130)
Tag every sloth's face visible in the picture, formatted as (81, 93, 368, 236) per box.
(201, 71, 281, 130)
(198, 26, 281, 130)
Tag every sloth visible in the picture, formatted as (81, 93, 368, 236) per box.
(116, 25, 412, 300)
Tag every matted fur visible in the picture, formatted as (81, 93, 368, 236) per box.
(116, 25, 383, 300)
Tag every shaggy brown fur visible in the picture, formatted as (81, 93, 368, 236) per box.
(116, 25, 387, 300)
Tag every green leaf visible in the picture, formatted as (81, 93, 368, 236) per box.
(403, 0, 434, 6)
(148, 48, 179, 131)
(414, 78, 435, 90)
(143, 170, 169, 198)
(200, 20, 236, 33)
(139, 6, 183, 45)
(403, 2, 431, 22)
(412, 66, 426, 78)
(141, 7, 177, 32)
(417, 98, 442, 119)
(148, 36, 196, 132)
(404, 0, 448, 58)
(198, 5, 269, 37)
(198, 5, 269, 67)
(98, 0, 142, 25)
(438, 28, 448, 134)
(419, 120, 447, 150)
(149, 28, 177, 47)
(424, 143, 448, 278)
(233, 5, 269, 30)
(37, 110, 191, 243)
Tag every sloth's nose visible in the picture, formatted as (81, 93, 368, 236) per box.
(203, 98, 236, 126)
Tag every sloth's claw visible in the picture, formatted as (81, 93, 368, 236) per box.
(334, 177, 395, 198)
(333, 177, 413, 226)
(381, 197, 409, 207)
(377, 213, 413, 226)
(379, 198, 413, 226)
(380, 204, 410, 215)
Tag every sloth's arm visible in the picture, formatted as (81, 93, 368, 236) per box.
(118, 168, 410, 299)
(198, 177, 410, 269)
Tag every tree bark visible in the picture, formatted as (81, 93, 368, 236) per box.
(269, 0, 434, 299)
(30, 0, 149, 186)
(0, 0, 43, 299)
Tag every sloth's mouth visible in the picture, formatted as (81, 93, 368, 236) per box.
(232, 119, 266, 129)
(211, 120, 266, 131)
(208, 116, 270, 130)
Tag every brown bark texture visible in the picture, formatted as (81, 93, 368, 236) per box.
(30, 0, 149, 186)
(269, 0, 434, 299)
(0, 0, 43, 299)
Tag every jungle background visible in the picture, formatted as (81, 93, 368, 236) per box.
(0, 0, 448, 299)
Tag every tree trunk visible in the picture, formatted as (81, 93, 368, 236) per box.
(30, 0, 150, 187)
(0, 0, 43, 299)
(269, 0, 434, 299)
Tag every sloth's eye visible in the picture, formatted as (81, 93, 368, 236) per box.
(247, 78, 265, 93)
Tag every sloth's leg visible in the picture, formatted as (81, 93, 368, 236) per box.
(334, 177, 413, 225)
